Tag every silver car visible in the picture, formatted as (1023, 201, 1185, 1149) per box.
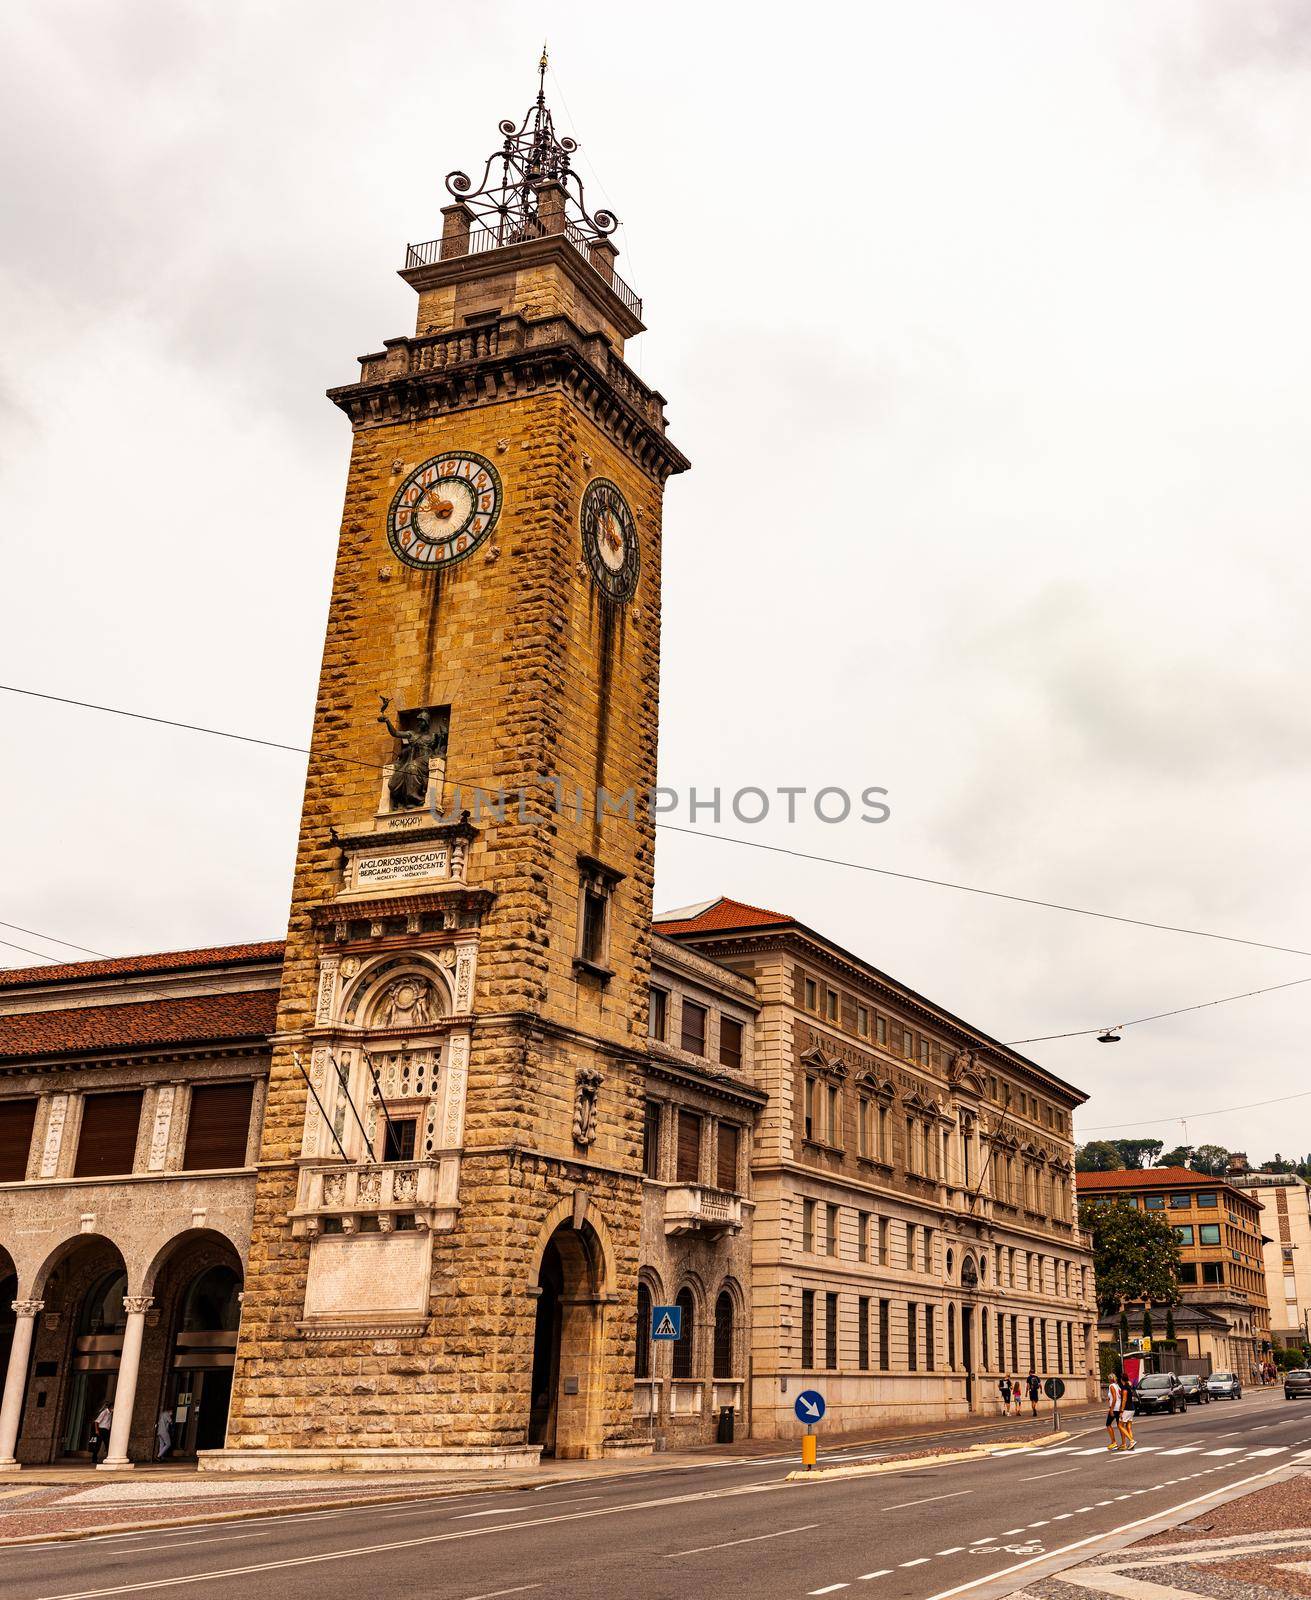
(1207, 1370, 1242, 1400)
(1284, 1368, 1311, 1399)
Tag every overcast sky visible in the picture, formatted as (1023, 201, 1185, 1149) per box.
(3, 2, 1310, 1160)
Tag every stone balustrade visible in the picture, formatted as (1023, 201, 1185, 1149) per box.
(663, 1184, 742, 1237)
(289, 1158, 459, 1237)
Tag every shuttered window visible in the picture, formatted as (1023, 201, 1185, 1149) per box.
(676, 1111, 701, 1184)
(0, 1097, 37, 1182)
(715, 1123, 739, 1192)
(73, 1091, 144, 1178)
(182, 1081, 254, 1171)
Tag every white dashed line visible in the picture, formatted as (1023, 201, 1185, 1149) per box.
(857, 1572, 892, 1582)
(900, 1558, 930, 1568)
(809, 1586, 849, 1596)
(937, 1547, 965, 1555)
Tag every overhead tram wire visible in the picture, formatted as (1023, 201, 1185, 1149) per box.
(1079, 1085, 1311, 1135)
(0, 920, 108, 958)
(6, 678, 1311, 983)
(1003, 973, 1311, 1046)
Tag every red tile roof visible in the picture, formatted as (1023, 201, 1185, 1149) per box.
(0, 941, 285, 991)
(1076, 1166, 1202, 1190)
(0, 989, 279, 1062)
(654, 896, 793, 935)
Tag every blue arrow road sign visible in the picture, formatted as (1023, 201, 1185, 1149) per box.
(794, 1389, 826, 1424)
(651, 1304, 682, 1341)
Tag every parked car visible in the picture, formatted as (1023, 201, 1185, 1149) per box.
(1133, 1372, 1188, 1415)
(1178, 1373, 1211, 1405)
(1207, 1371, 1243, 1400)
(1284, 1368, 1311, 1399)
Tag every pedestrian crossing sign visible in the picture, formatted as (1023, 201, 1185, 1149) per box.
(651, 1304, 682, 1340)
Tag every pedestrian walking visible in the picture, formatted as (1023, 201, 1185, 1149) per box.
(1106, 1372, 1123, 1450)
(1026, 1371, 1040, 1417)
(93, 1402, 113, 1464)
(999, 1376, 1012, 1414)
(1117, 1374, 1136, 1451)
(156, 1407, 173, 1461)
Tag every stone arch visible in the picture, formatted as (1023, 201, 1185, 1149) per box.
(960, 1252, 979, 1291)
(671, 1282, 699, 1380)
(32, 1231, 131, 1300)
(529, 1196, 617, 1298)
(712, 1276, 745, 1380)
(526, 1211, 610, 1461)
(139, 1226, 244, 1298)
(340, 953, 454, 1028)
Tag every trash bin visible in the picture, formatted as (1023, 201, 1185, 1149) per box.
(717, 1405, 735, 1444)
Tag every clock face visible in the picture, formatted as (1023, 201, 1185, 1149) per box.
(580, 478, 639, 602)
(387, 452, 502, 571)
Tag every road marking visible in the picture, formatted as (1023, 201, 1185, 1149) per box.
(1001, 1528, 1026, 1535)
(937, 1547, 965, 1555)
(1246, 1447, 1288, 1457)
(883, 1489, 972, 1511)
(1206, 1447, 1243, 1455)
(1052, 1512, 1073, 1520)
(1018, 1467, 1077, 1482)
(809, 1586, 849, 1595)
(1028, 1519, 1049, 1527)
(462, 1589, 541, 1600)
(1160, 1446, 1202, 1455)
(899, 1558, 930, 1567)
(857, 1571, 892, 1581)
(668, 1523, 819, 1558)
(914, 1461, 1292, 1600)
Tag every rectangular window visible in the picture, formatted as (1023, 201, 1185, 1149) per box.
(827, 1084, 840, 1146)
(907, 1302, 918, 1371)
(1202, 1262, 1224, 1284)
(0, 1096, 38, 1182)
(878, 1215, 890, 1265)
(857, 1210, 870, 1263)
(905, 1222, 916, 1271)
(857, 1096, 871, 1157)
(1169, 1192, 1190, 1209)
(804, 977, 818, 1012)
(719, 1016, 743, 1071)
(875, 1015, 887, 1046)
(1174, 1224, 1195, 1245)
(1040, 1320, 1048, 1371)
(858, 1296, 870, 1369)
(878, 1298, 890, 1369)
(804, 1077, 815, 1142)
(825, 1204, 838, 1257)
(676, 1110, 701, 1184)
(381, 1116, 417, 1163)
(919, 1038, 930, 1067)
(801, 1289, 815, 1367)
(856, 1005, 869, 1037)
(802, 1198, 816, 1253)
(580, 884, 608, 965)
(1144, 1194, 1165, 1209)
(825, 1292, 838, 1369)
(925, 1305, 935, 1371)
(182, 1081, 256, 1171)
(716, 1123, 740, 1191)
(1197, 1192, 1218, 1207)
(648, 987, 668, 1040)
(680, 1001, 707, 1056)
(825, 989, 839, 1022)
(1010, 1314, 1019, 1372)
(642, 1101, 662, 1179)
(1199, 1223, 1221, 1246)
(878, 1105, 889, 1162)
(74, 1090, 144, 1179)
(902, 1028, 914, 1057)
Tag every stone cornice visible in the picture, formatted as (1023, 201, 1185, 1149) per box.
(645, 1054, 768, 1110)
(0, 1042, 269, 1079)
(328, 312, 690, 485)
(311, 887, 495, 930)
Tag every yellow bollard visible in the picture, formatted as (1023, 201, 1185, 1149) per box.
(801, 1433, 817, 1470)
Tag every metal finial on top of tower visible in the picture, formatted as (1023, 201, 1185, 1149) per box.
(444, 53, 618, 244)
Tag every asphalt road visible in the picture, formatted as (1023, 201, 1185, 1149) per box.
(4, 1389, 1308, 1600)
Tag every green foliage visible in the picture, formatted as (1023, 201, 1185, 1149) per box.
(1080, 1199, 1182, 1315)
(1142, 1306, 1154, 1339)
(1113, 1138, 1164, 1170)
(1274, 1347, 1305, 1371)
(1158, 1145, 1195, 1169)
(1165, 1308, 1176, 1344)
(1098, 1342, 1121, 1382)
(1118, 1309, 1130, 1348)
(1191, 1143, 1232, 1176)
(1076, 1141, 1125, 1172)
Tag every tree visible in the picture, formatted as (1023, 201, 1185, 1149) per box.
(1142, 1306, 1154, 1340)
(1113, 1139, 1164, 1170)
(1191, 1144, 1232, 1176)
(1119, 1309, 1130, 1349)
(1159, 1145, 1195, 1169)
(1165, 1307, 1177, 1345)
(1261, 1155, 1296, 1174)
(1076, 1141, 1125, 1172)
(1079, 1199, 1182, 1315)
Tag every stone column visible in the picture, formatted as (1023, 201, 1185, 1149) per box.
(0, 1300, 42, 1468)
(99, 1296, 153, 1470)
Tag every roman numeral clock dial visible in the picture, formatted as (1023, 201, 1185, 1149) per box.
(387, 451, 502, 570)
(581, 477, 640, 602)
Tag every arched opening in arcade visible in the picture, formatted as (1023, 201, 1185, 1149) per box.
(528, 1220, 606, 1460)
(144, 1233, 243, 1461)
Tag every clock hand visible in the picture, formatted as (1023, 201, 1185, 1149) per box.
(422, 489, 455, 520)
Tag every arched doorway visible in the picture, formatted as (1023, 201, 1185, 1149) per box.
(713, 1292, 734, 1380)
(527, 1223, 605, 1460)
(164, 1264, 242, 1457)
(63, 1267, 127, 1458)
(960, 1255, 978, 1410)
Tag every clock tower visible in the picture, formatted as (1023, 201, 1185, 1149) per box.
(215, 62, 687, 1468)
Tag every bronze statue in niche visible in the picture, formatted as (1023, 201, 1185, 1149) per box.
(378, 698, 449, 810)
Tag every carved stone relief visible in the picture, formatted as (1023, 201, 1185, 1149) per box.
(572, 1066, 604, 1147)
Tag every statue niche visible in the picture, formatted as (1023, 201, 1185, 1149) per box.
(378, 698, 449, 812)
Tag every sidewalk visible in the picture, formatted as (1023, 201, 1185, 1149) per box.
(0, 1402, 1100, 1546)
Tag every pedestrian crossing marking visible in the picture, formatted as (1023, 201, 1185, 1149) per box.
(653, 1312, 678, 1338)
(1245, 1446, 1288, 1457)
(1206, 1447, 1243, 1455)
(1160, 1446, 1202, 1455)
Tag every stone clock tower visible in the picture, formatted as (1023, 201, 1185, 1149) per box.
(214, 64, 687, 1468)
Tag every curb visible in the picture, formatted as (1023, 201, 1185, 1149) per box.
(786, 1429, 1070, 1483)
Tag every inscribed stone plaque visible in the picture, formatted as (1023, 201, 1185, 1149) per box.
(355, 848, 448, 887)
(303, 1232, 432, 1320)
